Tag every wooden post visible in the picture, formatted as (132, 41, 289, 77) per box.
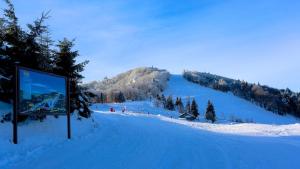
(13, 65, 19, 144)
(66, 78, 71, 139)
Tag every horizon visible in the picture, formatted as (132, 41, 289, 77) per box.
(1, 0, 299, 91)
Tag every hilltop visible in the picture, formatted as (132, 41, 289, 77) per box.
(84, 67, 170, 101)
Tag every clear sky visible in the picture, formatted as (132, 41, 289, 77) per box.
(1, 0, 300, 91)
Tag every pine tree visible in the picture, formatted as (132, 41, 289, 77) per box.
(100, 92, 105, 103)
(0, 0, 91, 120)
(177, 98, 184, 114)
(175, 97, 180, 106)
(0, 0, 52, 103)
(191, 99, 199, 118)
(37, 23, 54, 71)
(166, 96, 174, 111)
(156, 94, 161, 101)
(161, 94, 167, 108)
(116, 91, 126, 103)
(0, 0, 23, 103)
(297, 98, 300, 118)
(185, 99, 191, 114)
(26, 11, 52, 71)
(53, 38, 90, 118)
(205, 100, 216, 123)
(154, 94, 161, 107)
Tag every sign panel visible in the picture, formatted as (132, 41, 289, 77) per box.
(18, 68, 67, 115)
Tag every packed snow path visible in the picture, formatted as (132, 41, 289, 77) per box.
(1, 111, 300, 169)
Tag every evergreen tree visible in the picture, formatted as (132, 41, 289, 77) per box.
(0, 0, 90, 119)
(154, 94, 161, 107)
(116, 91, 126, 103)
(185, 99, 191, 114)
(191, 99, 199, 118)
(100, 92, 105, 103)
(53, 38, 90, 117)
(166, 96, 174, 111)
(0, 0, 24, 103)
(26, 11, 52, 71)
(156, 94, 161, 101)
(205, 100, 216, 123)
(297, 100, 300, 118)
(177, 98, 184, 114)
(161, 94, 167, 108)
(0, 0, 51, 103)
(175, 97, 180, 106)
(37, 23, 54, 71)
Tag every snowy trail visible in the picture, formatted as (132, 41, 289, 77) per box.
(2, 111, 300, 169)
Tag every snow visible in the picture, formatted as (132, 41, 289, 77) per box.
(91, 103, 300, 137)
(0, 115, 97, 168)
(91, 101, 175, 117)
(164, 75, 299, 124)
(84, 67, 170, 100)
(1, 75, 300, 169)
(1, 111, 300, 169)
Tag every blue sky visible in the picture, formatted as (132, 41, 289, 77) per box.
(1, 0, 300, 91)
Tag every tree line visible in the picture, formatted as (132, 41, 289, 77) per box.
(155, 94, 216, 123)
(184, 71, 300, 118)
(88, 91, 126, 103)
(0, 0, 91, 119)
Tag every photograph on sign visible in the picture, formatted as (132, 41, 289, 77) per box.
(18, 68, 67, 115)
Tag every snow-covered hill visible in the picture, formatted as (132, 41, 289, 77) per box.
(183, 70, 300, 118)
(164, 75, 298, 124)
(84, 67, 170, 100)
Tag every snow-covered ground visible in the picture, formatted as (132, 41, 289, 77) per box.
(1, 111, 300, 169)
(91, 102, 300, 136)
(1, 75, 300, 169)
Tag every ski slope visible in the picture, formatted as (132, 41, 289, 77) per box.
(91, 75, 299, 127)
(164, 75, 298, 124)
